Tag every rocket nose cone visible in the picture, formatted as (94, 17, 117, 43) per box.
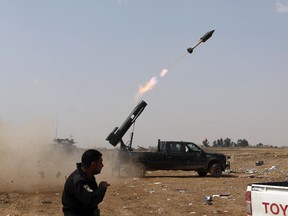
(201, 29, 215, 42)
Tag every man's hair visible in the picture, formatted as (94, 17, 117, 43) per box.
(81, 149, 102, 168)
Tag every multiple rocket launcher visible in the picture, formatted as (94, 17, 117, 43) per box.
(106, 100, 147, 149)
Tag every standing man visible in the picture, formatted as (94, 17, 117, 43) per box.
(62, 149, 110, 216)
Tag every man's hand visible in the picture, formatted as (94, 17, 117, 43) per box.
(99, 181, 110, 189)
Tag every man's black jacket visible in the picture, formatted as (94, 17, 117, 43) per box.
(62, 163, 107, 216)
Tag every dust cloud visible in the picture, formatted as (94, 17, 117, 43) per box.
(0, 120, 119, 193)
(0, 120, 85, 192)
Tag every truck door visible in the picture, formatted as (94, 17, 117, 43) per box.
(165, 142, 192, 169)
(185, 142, 207, 169)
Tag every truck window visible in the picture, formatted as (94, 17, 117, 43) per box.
(169, 143, 183, 153)
(186, 143, 201, 152)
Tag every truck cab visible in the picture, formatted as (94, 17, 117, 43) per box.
(157, 140, 230, 177)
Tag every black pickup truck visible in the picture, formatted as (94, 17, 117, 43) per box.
(112, 139, 230, 177)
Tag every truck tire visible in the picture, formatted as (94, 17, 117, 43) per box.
(131, 163, 146, 177)
(209, 163, 222, 177)
(197, 171, 208, 177)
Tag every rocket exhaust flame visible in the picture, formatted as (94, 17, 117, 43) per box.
(160, 68, 168, 77)
(136, 77, 157, 99)
(136, 52, 188, 100)
(136, 68, 168, 100)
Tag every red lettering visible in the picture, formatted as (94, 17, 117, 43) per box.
(262, 202, 269, 213)
(262, 202, 288, 216)
(270, 203, 280, 214)
(280, 204, 288, 216)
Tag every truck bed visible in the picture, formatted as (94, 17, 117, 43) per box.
(246, 181, 288, 216)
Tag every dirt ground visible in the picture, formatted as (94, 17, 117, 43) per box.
(1, 146, 288, 216)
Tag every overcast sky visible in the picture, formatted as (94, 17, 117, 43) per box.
(0, 0, 287, 148)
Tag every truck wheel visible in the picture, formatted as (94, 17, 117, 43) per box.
(131, 163, 146, 178)
(210, 163, 222, 177)
(197, 171, 208, 177)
